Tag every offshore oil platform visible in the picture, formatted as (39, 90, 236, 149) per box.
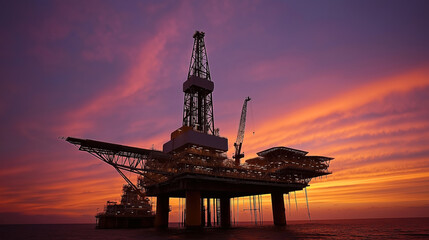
(66, 31, 332, 228)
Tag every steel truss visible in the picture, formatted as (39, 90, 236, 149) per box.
(66, 137, 173, 189)
(182, 31, 215, 134)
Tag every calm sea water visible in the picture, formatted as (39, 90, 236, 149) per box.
(1, 218, 428, 240)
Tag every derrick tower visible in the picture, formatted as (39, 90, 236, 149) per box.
(163, 31, 228, 154)
(183, 31, 214, 134)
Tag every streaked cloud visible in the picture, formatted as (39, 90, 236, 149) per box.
(1, 0, 428, 223)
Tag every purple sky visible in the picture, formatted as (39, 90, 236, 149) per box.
(1, 0, 429, 223)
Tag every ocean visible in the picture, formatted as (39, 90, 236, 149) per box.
(1, 218, 428, 240)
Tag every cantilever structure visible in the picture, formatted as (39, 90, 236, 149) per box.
(66, 31, 333, 228)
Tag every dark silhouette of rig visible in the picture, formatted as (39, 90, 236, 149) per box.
(66, 31, 332, 228)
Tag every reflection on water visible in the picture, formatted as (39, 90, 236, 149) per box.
(1, 218, 428, 240)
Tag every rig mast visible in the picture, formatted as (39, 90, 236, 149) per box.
(182, 31, 215, 134)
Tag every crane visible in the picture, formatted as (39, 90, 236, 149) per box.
(233, 96, 251, 166)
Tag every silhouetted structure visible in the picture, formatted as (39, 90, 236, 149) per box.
(182, 31, 215, 134)
(95, 183, 155, 228)
(67, 31, 332, 229)
(233, 96, 251, 165)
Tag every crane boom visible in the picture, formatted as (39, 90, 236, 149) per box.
(233, 96, 251, 165)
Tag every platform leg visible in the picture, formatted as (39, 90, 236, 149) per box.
(201, 198, 206, 227)
(207, 198, 211, 227)
(154, 195, 169, 228)
(220, 197, 231, 228)
(271, 192, 286, 226)
(185, 191, 201, 228)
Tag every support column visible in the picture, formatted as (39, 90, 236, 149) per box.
(185, 191, 201, 228)
(207, 198, 211, 227)
(154, 195, 169, 228)
(220, 197, 231, 228)
(271, 192, 286, 226)
(201, 198, 205, 227)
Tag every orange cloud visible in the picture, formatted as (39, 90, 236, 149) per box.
(224, 67, 429, 220)
(247, 67, 429, 150)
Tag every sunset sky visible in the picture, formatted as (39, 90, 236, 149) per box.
(1, 0, 429, 224)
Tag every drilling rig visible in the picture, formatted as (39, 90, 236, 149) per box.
(233, 97, 251, 166)
(66, 30, 333, 229)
